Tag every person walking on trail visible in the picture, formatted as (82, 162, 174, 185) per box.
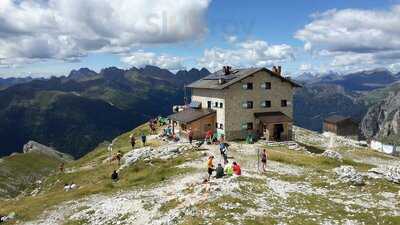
(232, 161, 242, 176)
(116, 151, 123, 165)
(219, 142, 229, 164)
(141, 133, 147, 146)
(130, 134, 136, 150)
(188, 128, 194, 145)
(59, 163, 65, 173)
(207, 156, 215, 179)
(215, 163, 224, 178)
(261, 149, 268, 172)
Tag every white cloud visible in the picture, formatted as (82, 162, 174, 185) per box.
(299, 64, 312, 71)
(225, 35, 238, 43)
(198, 40, 295, 72)
(295, 5, 400, 72)
(0, 0, 210, 66)
(121, 50, 185, 70)
(296, 5, 400, 54)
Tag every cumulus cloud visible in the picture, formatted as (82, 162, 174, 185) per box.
(296, 5, 400, 53)
(0, 0, 210, 66)
(296, 5, 400, 71)
(121, 50, 185, 70)
(198, 40, 295, 71)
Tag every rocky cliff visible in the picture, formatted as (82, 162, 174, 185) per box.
(361, 88, 400, 144)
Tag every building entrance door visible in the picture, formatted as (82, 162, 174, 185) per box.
(273, 124, 284, 141)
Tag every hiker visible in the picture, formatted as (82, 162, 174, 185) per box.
(141, 133, 147, 146)
(149, 119, 156, 134)
(215, 163, 224, 178)
(219, 134, 225, 143)
(232, 162, 241, 176)
(261, 149, 268, 172)
(59, 163, 65, 173)
(219, 142, 229, 164)
(207, 155, 215, 179)
(188, 128, 194, 144)
(205, 130, 212, 144)
(130, 134, 136, 150)
(116, 151, 123, 165)
(224, 163, 233, 176)
(111, 170, 119, 182)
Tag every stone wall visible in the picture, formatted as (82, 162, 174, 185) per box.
(191, 70, 295, 140)
(224, 71, 294, 140)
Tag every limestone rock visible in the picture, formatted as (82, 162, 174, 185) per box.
(334, 166, 364, 186)
(322, 150, 343, 160)
(369, 165, 400, 184)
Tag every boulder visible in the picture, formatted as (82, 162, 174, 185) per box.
(322, 150, 343, 160)
(369, 165, 400, 184)
(334, 166, 364, 186)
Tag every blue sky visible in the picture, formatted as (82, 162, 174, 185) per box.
(0, 0, 400, 77)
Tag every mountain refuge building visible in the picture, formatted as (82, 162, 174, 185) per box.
(168, 66, 301, 141)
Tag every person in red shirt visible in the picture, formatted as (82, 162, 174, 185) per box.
(232, 161, 241, 176)
(205, 130, 213, 143)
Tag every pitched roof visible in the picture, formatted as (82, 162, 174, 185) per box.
(167, 108, 216, 123)
(186, 67, 301, 90)
(254, 111, 293, 123)
(324, 115, 355, 124)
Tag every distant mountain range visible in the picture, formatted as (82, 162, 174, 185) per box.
(1, 66, 399, 158)
(0, 77, 39, 90)
(295, 69, 400, 92)
(0, 66, 210, 158)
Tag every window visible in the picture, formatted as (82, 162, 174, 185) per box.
(207, 101, 211, 109)
(242, 82, 253, 90)
(247, 122, 253, 130)
(261, 100, 271, 108)
(242, 101, 253, 109)
(219, 102, 223, 108)
(219, 123, 224, 129)
(214, 101, 218, 108)
(281, 100, 287, 107)
(261, 82, 271, 89)
(215, 123, 218, 128)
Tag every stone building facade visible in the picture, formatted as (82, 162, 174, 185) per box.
(169, 66, 301, 141)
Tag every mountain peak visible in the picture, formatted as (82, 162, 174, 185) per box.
(68, 68, 97, 80)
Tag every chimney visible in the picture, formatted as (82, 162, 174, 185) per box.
(277, 66, 282, 75)
(272, 66, 278, 74)
(223, 66, 232, 75)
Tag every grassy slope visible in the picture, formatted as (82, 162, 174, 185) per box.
(0, 124, 199, 222)
(0, 152, 65, 198)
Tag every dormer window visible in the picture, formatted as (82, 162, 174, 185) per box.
(261, 82, 271, 89)
(242, 82, 253, 90)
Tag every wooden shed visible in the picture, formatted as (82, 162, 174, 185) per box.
(323, 115, 359, 139)
(167, 108, 216, 139)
